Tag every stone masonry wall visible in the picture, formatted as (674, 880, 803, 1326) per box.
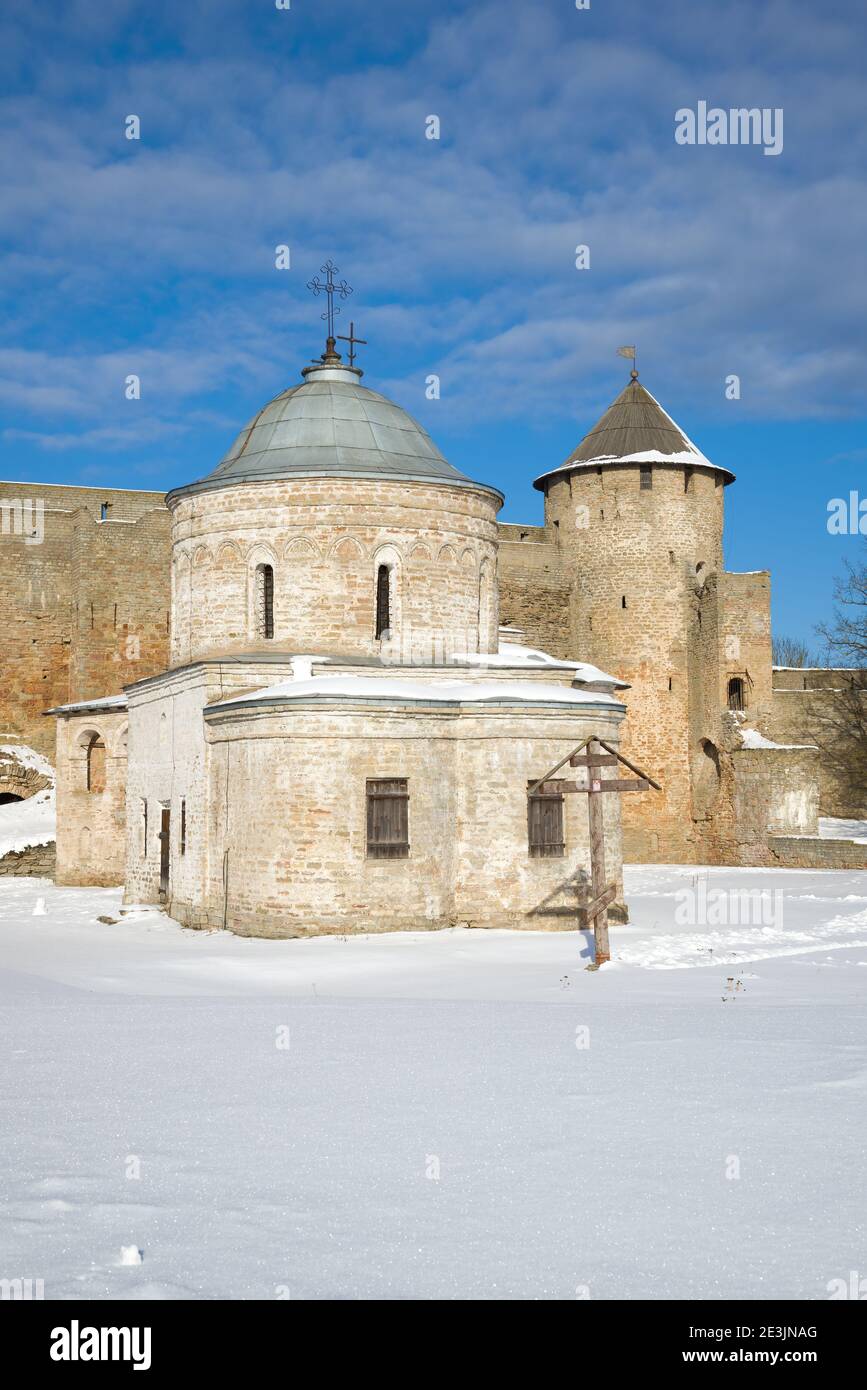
(545, 462, 726, 862)
(0, 481, 171, 757)
(0, 841, 56, 877)
(496, 524, 571, 659)
(770, 670, 867, 818)
(169, 477, 501, 667)
(196, 698, 625, 937)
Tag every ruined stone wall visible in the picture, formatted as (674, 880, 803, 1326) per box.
(716, 572, 773, 721)
(170, 477, 500, 667)
(0, 482, 171, 757)
(54, 707, 128, 886)
(0, 748, 53, 800)
(0, 841, 55, 877)
(770, 669, 867, 818)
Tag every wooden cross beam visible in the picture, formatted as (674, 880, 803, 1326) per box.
(530, 736, 661, 969)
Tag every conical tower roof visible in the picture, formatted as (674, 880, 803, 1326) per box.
(533, 377, 734, 491)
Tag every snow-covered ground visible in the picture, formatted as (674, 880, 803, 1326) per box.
(0, 744, 55, 855)
(2, 865, 866, 1300)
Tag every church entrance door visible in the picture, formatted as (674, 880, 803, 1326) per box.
(158, 807, 171, 903)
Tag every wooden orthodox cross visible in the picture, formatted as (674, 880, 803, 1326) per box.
(528, 737, 661, 968)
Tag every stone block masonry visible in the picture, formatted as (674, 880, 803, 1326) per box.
(0, 481, 171, 758)
(0, 841, 56, 876)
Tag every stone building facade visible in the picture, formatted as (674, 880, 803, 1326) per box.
(4, 344, 864, 901)
(0, 481, 170, 758)
(47, 342, 631, 933)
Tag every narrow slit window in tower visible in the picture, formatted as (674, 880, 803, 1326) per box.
(256, 563, 274, 639)
(375, 564, 391, 639)
(640, 465, 652, 490)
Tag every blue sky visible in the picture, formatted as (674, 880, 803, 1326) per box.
(1, 0, 865, 648)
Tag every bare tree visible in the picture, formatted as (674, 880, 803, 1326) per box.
(771, 635, 821, 667)
(816, 544, 867, 666)
(811, 544, 867, 817)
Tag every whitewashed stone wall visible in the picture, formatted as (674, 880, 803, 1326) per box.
(191, 692, 625, 937)
(169, 477, 500, 667)
(54, 709, 128, 886)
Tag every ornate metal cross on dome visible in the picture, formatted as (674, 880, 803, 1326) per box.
(307, 260, 353, 341)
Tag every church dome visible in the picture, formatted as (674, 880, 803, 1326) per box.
(167, 351, 501, 506)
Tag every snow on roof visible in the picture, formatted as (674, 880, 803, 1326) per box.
(533, 380, 734, 489)
(46, 694, 128, 716)
(451, 642, 628, 687)
(208, 674, 625, 713)
(738, 728, 818, 751)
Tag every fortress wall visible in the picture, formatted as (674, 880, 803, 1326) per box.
(0, 482, 171, 756)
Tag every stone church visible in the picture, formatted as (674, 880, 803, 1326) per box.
(2, 327, 864, 930)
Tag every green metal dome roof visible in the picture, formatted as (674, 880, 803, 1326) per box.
(167, 354, 503, 507)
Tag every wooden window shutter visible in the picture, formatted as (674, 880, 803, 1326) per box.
(366, 778, 409, 859)
(527, 780, 565, 858)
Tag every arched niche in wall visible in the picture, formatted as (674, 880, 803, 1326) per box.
(693, 738, 722, 819)
(478, 554, 497, 654)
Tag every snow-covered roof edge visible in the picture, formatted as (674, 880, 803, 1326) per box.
(205, 674, 627, 715)
(533, 383, 735, 489)
(45, 694, 128, 716)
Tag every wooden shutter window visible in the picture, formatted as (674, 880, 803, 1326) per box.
(528, 780, 565, 858)
(366, 778, 409, 859)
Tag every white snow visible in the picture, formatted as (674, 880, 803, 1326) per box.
(450, 642, 628, 687)
(0, 788, 56, 855)
(819, 817, 867, 845)
(51, 695, 127, 714)
(2, 863, 866, 1299)
(0, 746, 56, 855)
(211, 675, 625, 711)
(737, 728, 817, 751)
(46, 694, 127, 714)
(535, 385, 732, 484)
(0, 743, 55, 779)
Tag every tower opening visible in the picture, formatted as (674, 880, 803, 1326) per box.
(256, 563, 274, 639)
(727, 677, 745, 711)
(375, 564, 391, 639)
